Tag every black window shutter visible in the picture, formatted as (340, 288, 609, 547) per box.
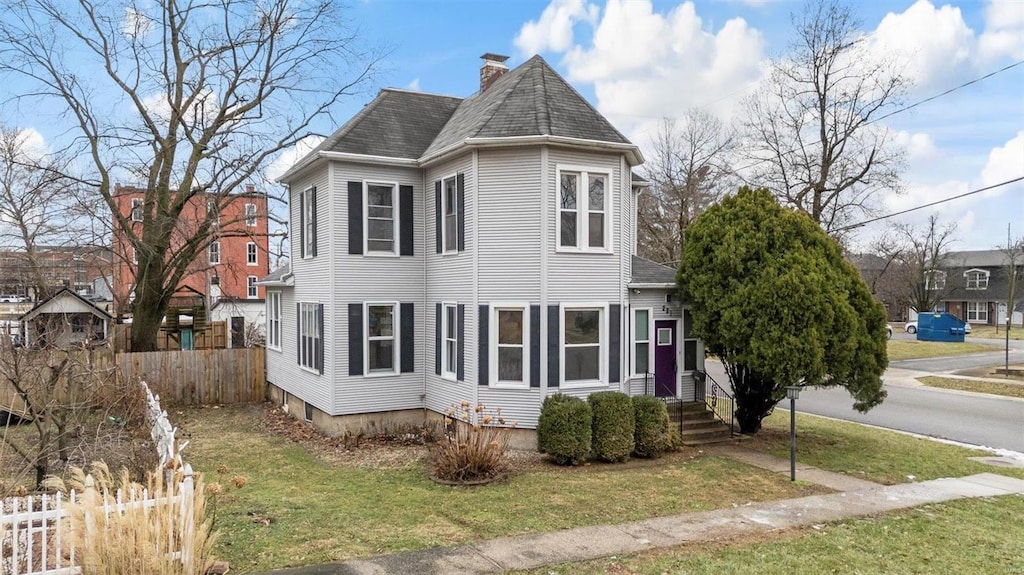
(296, 302, 301, 365)
(478, 305, 489, 386)
(399, 185, 414, 256)
(317, 303, 325, 375)
(547, 305, 559, 387)
(530, 305, 541, 387)
(310, 187, 318, 257)
(609, 304, 621, 383)
(400, 302, 414, 373)
(348, 303, 363, 376)
(434, 303, 442, 375)
(457, 304, 465, 381)
(434, 181, 442, 254)
(347, 181, 362, 255)
(298, 192, 305, 259)
(457, 173, 466, 252)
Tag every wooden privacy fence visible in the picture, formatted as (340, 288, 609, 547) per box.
(111, 321, 227, 352)
(117, 347, 266, 405)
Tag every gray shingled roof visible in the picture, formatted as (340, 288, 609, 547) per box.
(261, 264, 291, 283)
(631, 256, 677, 285)
(422, 55, 631, 158)
(945, 249, 1015, 268)
(316, 89, 463, 159)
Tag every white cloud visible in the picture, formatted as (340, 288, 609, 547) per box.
(406, 78, 421, 91)
(514, 0, 598, 55)
(141, 89, 219, 125)
(979, 130, 1024, 192)
(979, 0, 1024, 61)
(11, 127, 50, 162)
(123, 6, 153, 39)
(894, 131, 940, 162)
(264, 135, 324, 182)
(870, 1, 975, 90)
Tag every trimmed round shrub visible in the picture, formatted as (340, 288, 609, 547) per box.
(632, 395, 673, 458)
(588, 391, 635, 462)
(537, 394, 592, 465)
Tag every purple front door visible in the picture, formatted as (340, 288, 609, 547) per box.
(654, 320, 677, 397)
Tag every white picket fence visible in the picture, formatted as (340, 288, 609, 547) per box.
(0, 382, 196, 575)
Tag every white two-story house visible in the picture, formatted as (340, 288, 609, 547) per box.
(262, 54, 708, 440)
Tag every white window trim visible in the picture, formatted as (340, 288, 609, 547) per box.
(208, 240, 220, 265)
(245, 203, 257, 227)
(364, 301, 400, 377)
(246, 242, 258, 266)
(967, 301, 988, 323)
(441, 302, 458, 381)
(631, 307, 653, 377)
(266, 291, 281, 351)
(489, 301, 530, 389)
(925, 270, 946, 291)
(555, 165, 613, 254)
(298, 301, 321, 375)
(301, 187, 314, 260)
(130, 198, 143, 222)
(441, 173, 459, 255)
(247, 276, 258, 299)
(560, 302, 608, 389)
(132, 248, 138, 265)
(964, 268, 990, 290)
(363, 181, 400, 257)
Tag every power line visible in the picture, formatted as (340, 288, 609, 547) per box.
(838, 176, 1024, 232)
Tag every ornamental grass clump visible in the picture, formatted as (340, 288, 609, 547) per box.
(44, 462, 216, 575)
(430, 402, 516, 483)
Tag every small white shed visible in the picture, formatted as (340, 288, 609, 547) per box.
(19, 288, 111, 348)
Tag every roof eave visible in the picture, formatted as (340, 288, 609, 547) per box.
(257, 273, 294, 287)
(628, 282, 676, 289)
(420, 135, 644, 168)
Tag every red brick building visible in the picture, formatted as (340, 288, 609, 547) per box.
(111, 184, 270, 316)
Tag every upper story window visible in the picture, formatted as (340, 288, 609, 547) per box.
(366, 182, 398, 254)
(558, 167, 610, 252)
(246, 242, 257, 266)
(247, 276, 258, 299)
(924, 269, 946, 291)
(443, 176, 458, 253)
(245, 203, 257, 227)
(130, 198, 144, 222)
(964, 269, 989, 290)
(207, 199, 219, 226)
(267, 291, 281, 350)
(300, 187, 316, 259)
(208, 241, 220, 265)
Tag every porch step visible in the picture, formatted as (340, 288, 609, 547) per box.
(663, 401, 735, 446)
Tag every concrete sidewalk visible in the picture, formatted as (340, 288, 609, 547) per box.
(255, 470, 1024, 575)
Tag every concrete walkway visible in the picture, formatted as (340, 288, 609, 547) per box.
(253, 449, 1024, 575)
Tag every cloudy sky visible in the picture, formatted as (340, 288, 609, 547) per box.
(5, 0, 1022, 252)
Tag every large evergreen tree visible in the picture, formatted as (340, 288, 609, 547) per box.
(678, 187, 887, 433)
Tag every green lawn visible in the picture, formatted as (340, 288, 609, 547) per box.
(515, 496, 1024, 575)
(919, 376, 1024, 399)
(181, 405, 823, 572)
(887, 339, 997, 361)
(741, 410, 1024, 485)
(968, 325, 1023, 341)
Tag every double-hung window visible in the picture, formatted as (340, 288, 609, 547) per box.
(366, 303, 397, 374)
(208, 241, 220, 265)
(130, 198, 144, 222)
(442, 176, 458, 253)
(245, 203, 257, 227)
(301, 188, 315, 258)
(967, 301, 987, 323)
(298, 302, 322, 372)
(207, 199, 219, 227)
(442, 303, 458, 379)
(558, 167, 610, 252)
(267, 291, 281, 350)
(246, 242, 258, 266)
(563, 304, 605, 386)
(632, 308, 651, 376)
(964, 269, 989, 290)
(366, 182, 398, 254)
(247, 276, 258, 299)
(491, 305, 527, 386)
(925, 270, 946, 291)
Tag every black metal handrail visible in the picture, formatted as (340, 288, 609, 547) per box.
(643, 372, 684, 435)
(696, 370, 735, 435)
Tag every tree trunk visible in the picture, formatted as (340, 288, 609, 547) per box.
(130, 264, 172, 352)
(724, 361, 779, 435)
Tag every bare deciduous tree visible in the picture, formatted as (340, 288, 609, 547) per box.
(742, 0, 907, 234)
(638, 111, 736, 265)
(999, 230, 1024, 331)
(885, 215, 958, 315)
(0, 0, 380, 351)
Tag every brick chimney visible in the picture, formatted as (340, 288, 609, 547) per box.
(480, 53, 510, 92)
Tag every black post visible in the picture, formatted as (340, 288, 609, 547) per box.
(790, 395, 797, 482)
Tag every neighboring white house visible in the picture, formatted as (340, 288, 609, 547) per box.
(210, 298, 266, 348)
(19, 288, 110, 348)
(262, 54, 704, 435)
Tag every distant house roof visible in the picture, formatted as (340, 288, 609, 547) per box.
(631, 172, 650, 187)
(945, 250, 1015, 268)
(630, 256, 677, 286)
(19, 288, 112, 323)
(259, 264, 293, 287)
(279, 55, 640, 181)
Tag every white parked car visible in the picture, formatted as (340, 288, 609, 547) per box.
(905, 320, 971, 334)
(0, 295, 27, 303)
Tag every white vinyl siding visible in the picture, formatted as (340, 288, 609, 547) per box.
(366, 302, 398, 375)
(442, 302, 457, 380)
(556, 166, 611, 253)
(632, 308, 652, 376)
(365, 182, 398, 255)
(267, 291, 281, 350)
(298, 302, 321, 373)
(967, 301, 988, 323)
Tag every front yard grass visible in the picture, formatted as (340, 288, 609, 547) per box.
(919, 375, 1024, 399)
(742, 410, 1024, 485)
(968, 325, 1023, 341)
(887, 339, 997, 361)
(181, 405, 824, 573)
(515, 495, 1024, 575)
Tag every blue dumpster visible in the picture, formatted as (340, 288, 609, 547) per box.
(916, 312, 967, 342)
